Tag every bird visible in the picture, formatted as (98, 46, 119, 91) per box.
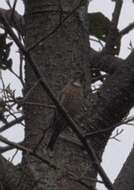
(47, 72, 84, 150)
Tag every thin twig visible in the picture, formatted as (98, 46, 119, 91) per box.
(110, 128, 124, 142)
(23, 79, 41, 102)
(0, 141, 23, 153)
(5, 0, 12, 9)
(27, 0, 85, 52)
(10, 0, 18, 21)
(4, 99, 55, 109)
(33, 127, 49, 153)
(85, 116, 134, 139)
(8, 68, 24, 86)
(67, 171, 103, 190)
(90, 37, 104, 48)
(18, 100, 55, 109)
(120, 22, 134, 36)
(10, 149, 18, 163)
(18, 36, 24, 85)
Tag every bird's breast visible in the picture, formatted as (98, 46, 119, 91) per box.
(61, 86, 83, 117)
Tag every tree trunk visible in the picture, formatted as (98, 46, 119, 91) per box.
(23, 0, 97, 189)
(22, 0, 134, 189)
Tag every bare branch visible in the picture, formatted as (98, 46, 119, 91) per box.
(110, 128, 124, 142)
(120, 22, 134, 36)
(8, 68, 24, 86)
(0, 116, 24, 132)
(0, 135, 56, 169)
(85, 116, 134, 139)
(0, 8, 24, 35)
(0, 141, 23, 153)
(104, 0, 123, 54)
(67, 171, 103, 189)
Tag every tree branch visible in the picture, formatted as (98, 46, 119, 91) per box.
(104, 0, 123, 54)
(0, 116, 24, 133)
(0, 135, 56, 169)
(0, 8, 24, 35)
(120, 22, 134, 36)
(0, 141, 23, 153)
(88, 48, 134, 161)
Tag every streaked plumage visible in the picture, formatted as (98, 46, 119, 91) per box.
(47, 74, 84, 150)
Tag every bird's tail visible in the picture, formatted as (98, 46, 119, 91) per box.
(47, 129, 60, 150)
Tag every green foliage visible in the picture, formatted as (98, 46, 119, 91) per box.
(0, 32, 13, 70)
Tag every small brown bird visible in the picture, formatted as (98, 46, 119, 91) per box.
(47, 72, 84, 150)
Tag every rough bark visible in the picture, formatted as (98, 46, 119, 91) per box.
(23, 0, 95, 190)
(0, 155, 33, 190)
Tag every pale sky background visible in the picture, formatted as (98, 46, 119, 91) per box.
(0, 0, 134, 190)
